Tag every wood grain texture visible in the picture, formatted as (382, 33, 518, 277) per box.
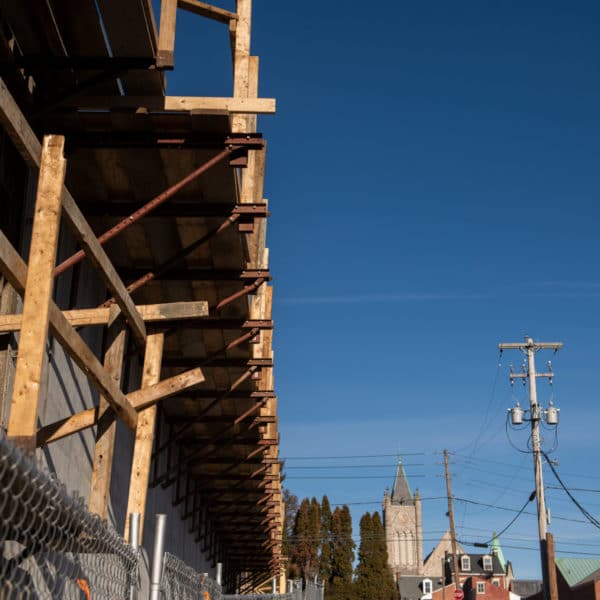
(125, 332, 164, 543)
(88, 306, 127, 519)
(35, 366, 204, 445)
(0, 230, 138, 430)
(6, 135, 66, 449)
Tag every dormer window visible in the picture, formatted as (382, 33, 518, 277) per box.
(483, 555, 493, 571)
(461, 555, 471, 571)
(423, 579, 432, 594)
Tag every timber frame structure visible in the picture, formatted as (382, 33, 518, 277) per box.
(0, 0, 282, 591)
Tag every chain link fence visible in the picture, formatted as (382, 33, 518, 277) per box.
(0, 436, 138, 599)
(161, 551, 222, 599)
(0, 435, 292, 600)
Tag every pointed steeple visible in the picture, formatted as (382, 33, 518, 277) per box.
(490, 533, 506, 571)
(391, 454, 414, 505)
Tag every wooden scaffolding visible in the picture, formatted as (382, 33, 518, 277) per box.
(0, 0, 282, 588)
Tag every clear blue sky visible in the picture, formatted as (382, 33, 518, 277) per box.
(165, 1, 600, 580)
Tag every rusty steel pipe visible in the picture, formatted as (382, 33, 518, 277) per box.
(54, 146, 234, 277)
(102, 213, 240, 306)
(214, 277, 265, 311)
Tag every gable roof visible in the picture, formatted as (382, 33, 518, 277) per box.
(556, 557, 600, 587)
(391, 456, 414, 505)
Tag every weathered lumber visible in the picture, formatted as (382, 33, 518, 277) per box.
(6, 135, 66, 451)
(0, 300, 209, 333)
(125, 332, 164, 543)
(88, 307, 127, 519)
(35, 366, 204, 446)
(0, 231, 138, 430)
(157, 0, 177, 68)
(59, 95, 275, 113)
(0, 78, 146, 347)
(178, 0, 237, 23)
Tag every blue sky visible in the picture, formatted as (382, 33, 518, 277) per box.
(165, 1, 600, 580)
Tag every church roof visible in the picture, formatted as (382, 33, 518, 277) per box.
(391, 456, 414, 505)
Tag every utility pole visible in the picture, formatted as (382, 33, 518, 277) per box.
(499, 337, 562, 600)
(444, 450, 461, 592)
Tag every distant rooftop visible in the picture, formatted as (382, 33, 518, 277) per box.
(556, 557, 600, 587)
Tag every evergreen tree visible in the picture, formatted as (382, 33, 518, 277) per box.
(319, 496, 333, 584)
(290, 497, 321, 581)
(328, 505, 355, 600)
(283, 488, 299, 565)
(354, 512, 397, 600)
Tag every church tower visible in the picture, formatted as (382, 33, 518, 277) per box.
(383, 456, 423, 579)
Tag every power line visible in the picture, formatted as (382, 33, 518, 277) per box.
(281, 452, 425, 460)
(284, 463, 424, 469)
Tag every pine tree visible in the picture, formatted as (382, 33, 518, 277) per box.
(283, 488, 299, 565)
(307, 497, 322, 580)
(290, 498, 311, 579)
(319, 496, 333, 584)
(354, 512, 397, 600)
(328, 505, 355, 599)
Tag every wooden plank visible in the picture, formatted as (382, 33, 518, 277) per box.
(35, 366, 204, 445)
(178, 0, 237, 23)
(0, 300, 209, 332)
(6, 135, 66, 451)
(166, 96, 274, 113)
(125, 332, 164, 543)
(232, 0, 252, 133)
(157, 0, 178, 68)
(59, 96, 275, 114)
(0, 79, 146, 347)
(88, 306, 127, 519)
(0, 230, 138, 430)
(60, 194, 147, 348)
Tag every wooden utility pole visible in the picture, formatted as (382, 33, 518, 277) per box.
(498, 337, 562, 600)
(444, 450, 461, 591)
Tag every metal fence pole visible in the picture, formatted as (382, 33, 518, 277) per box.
(129, 512, 140, 600)
(149, 514, 167, 600)
(216, 562, 223, 586)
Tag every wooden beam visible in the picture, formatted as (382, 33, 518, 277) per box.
(232, 0, 252, 133)
(61, 96, 277, 115)
(0, 300, 209, 333)
(0, 78, 146, 347)
(36, 366, 204, 445)
(60, 96, 275, 114)
(166, 95, 273, 113)
(60, 194, 147, 347)
(157, 0, 177, 68)
(0, 231, 138, 430)
(125, 332, 164, 543)
(6, 135, 66, 451)
(177, 0, 237, 23)
(88, 306, 127, 519)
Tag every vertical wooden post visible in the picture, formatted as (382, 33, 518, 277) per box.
(7, 135, 66, 452)
(157, 0, 178, 69)
(231, 0, 251, 134)
(124, 331, 164, 543)
(546, 533, 559, 600)
(88, 305, 128, 518)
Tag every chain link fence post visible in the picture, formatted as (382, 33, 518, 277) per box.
(149, 514, 167, 600)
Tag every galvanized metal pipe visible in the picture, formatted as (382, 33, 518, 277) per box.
(149, 514, 167, 600)
(216, 562, 223, 586)
(128, 512, 140, 600)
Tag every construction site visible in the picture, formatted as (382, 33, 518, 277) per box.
(0, 0, 295, 597)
